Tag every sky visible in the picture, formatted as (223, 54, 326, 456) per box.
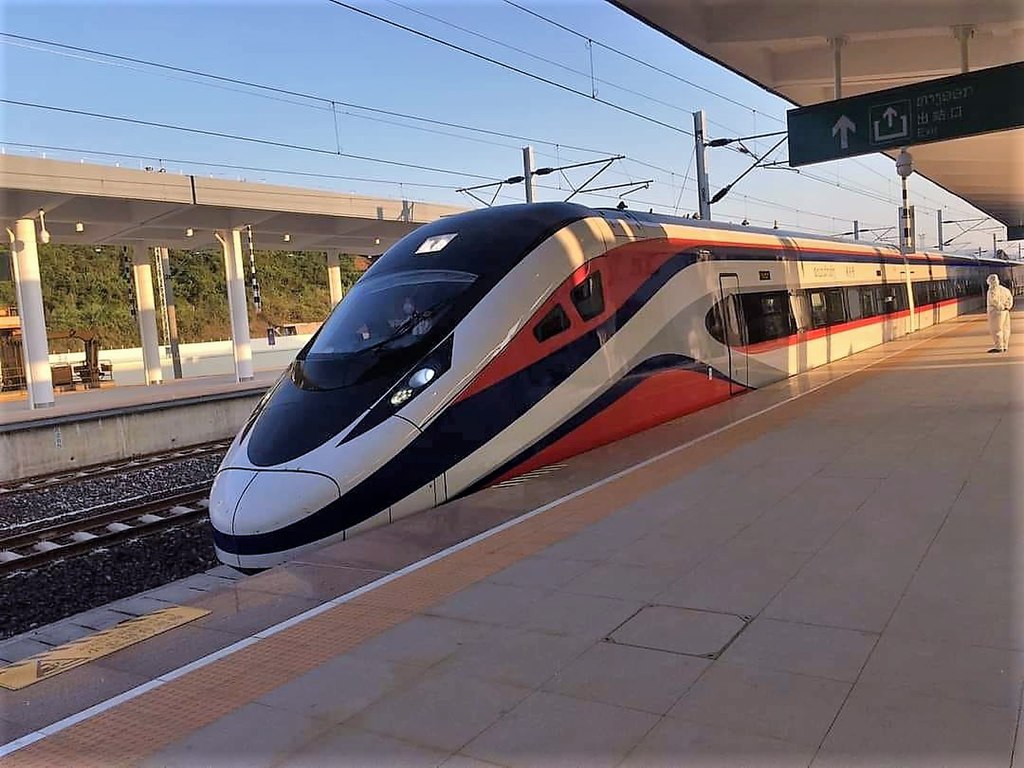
(0, 0, 1013, 255)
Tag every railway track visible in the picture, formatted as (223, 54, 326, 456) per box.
(0, 488, 212, 575)
(0, 442, 229, 495)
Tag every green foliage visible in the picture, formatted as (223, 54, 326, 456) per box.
(0, 245, 362, 351)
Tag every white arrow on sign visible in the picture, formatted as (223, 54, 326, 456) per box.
(883, 106, 898, 127)
(832, 115, 856, 149)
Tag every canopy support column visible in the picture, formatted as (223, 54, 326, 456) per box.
(8, 218, 53, 408)
(326, 249, 345, 307)
(132, 244, 163, 385)
(215, 229, 254, 382)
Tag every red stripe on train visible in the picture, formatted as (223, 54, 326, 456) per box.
(489, 368, 737, 486)
(456, 238, 699, 402)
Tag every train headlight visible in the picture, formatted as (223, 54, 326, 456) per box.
(389, 367, 436, 407)
(341, 337, 455, 444)
(408, 367, 435, 388)
(390, 388, 414, 406)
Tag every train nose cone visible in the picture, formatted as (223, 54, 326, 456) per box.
(209, 469, 257, 534)
(232, 471, 340, 537)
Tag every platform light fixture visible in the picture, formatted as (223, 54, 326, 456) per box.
(283, 233, 291, 243)
(37, 209, 50, 244)
(185, 227, 194, 238)
(75, 222, 84, 233)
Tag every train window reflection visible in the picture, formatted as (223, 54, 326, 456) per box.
(534, 304, 571, 342)
(570, 272, 605, 321)
(306, 269, 476, 357)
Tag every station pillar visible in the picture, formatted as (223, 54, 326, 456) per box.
(9, 219, 54, 408)
(216, 229, 254, 382)
(157, 247, 183, 379)
(326, 249, 345, 307)
(131, 244, 163, 385)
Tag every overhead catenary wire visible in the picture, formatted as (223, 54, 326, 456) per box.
(1, 30, 986, 229)
(380, 0, 724, 124)
(0, 98, 503, 182)
(4, 26, 896, 211)
(323, 0, 696, 138)
(0, 31, 693, 184)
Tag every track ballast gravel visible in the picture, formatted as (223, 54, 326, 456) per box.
(0, 453, 224, 535)
(0, 518, 220, 640)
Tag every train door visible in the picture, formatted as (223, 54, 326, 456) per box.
(717, 274, 748, 395)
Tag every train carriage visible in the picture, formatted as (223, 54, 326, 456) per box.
(209, 202, 1021, 569)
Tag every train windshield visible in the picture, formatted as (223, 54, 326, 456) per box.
(306, 269, 477, 359)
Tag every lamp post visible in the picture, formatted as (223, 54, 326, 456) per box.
(896, 148, 916, 333)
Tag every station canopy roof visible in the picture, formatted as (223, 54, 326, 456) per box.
(0, 155, 466, 254)
(610, 0, 1024, 232)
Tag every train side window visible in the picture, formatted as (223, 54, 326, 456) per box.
(825, 289, 847, 325)
(860, 287, 878, 318)
(913, 282, 929, 306)
(570, 272, 605, 321)
(533, 304, 571, 342)
(790, 292, 811, 331)
(895, 284, 909, 310)
(809, 291, 829, 328)
(846, 287, 863, 320)
(740, 291, 794, 343)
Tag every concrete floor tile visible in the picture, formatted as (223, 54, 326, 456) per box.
(656, 545, 811, 617)
(64, 606, 135, 632)
(485, 555, 592, 590)
(436, 627, 592, 688)
(257, 654, 426, 725)
(535, 528, 632, 563)
(238, 561, 385, 601)
(349, 614, 489, 667)
(813, 682, 1017, 768)
(105, 595, 177, 616)
(188, 586, 321, 638)
(610, 605, 745, 657)
(25, 621, 93, 647)
(463, 691, 658, 768)
(96, 624, 237, 679)
(561, 561, 680, 602)
(884, 590, 1024, 651)
(729, 476, 879, 553)
(0, 716, 34, 745)
(276, 726, 448, 768)
(764, 568, 905, 633)
(349, 667, 529, 753)
(620, 717, 816, 768)
(1, 663, 148, 733)
(1015, 688, 1024, 768)
(0, 637, 52, 663)
(543, 641, 707, 714)
(521, 591, 643, 639)
(610, 532, 720, 571)
(440, 755, 506, 768)
(669, 661, 851, 747)
(428, 582, 550, 627)
(857, 634, 1024, 708)
(721, 618, 878, 682)
(141, 702, 331, 768)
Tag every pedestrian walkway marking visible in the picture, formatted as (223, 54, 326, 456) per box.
(0, 606, 209, 690)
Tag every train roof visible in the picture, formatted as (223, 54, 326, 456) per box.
(594, 207, 1020, 268)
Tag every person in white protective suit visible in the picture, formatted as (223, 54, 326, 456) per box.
(986, 274, 1013, 352)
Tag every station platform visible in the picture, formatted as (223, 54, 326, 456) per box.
(1, 304, 1021, 767)
(0, 372, 278, 482)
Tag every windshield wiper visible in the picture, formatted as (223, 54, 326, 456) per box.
(360, 296, 456, 354)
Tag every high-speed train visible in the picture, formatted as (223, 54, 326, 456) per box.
(210, 202, 1022, 568)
